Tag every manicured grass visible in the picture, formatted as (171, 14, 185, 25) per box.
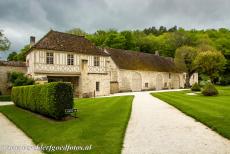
(0, 95, 11, 101)
(152, 86, 230, 139)
(0, 96, 133, 154)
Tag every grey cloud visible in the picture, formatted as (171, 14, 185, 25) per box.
(0, 0, 230, 56)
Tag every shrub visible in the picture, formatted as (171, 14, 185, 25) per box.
(9, 72, 34, 87)
(202, 83, 218, 96)
(0, 95, 11, 101)
(11, 82, 73, 120)
(199, 80, 210, 87)
(191, 82, 201, 91)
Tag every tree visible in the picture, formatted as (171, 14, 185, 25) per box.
(7, 52, 17, 61)
(66, 28, 87, 36)
(103, 33, 126, 49)
(7, 45, 30, 61)
(174, 46, 198, 87)
(194, 51, 226, 83)
(0, 30, 10, 51)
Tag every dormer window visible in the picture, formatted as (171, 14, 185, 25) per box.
(94, 56, 100, 66)
(67, 54, 74, 65)
(46, 52, 54, 64)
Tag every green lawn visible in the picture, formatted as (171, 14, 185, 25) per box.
(152, 86, 230, 139)
(0, 96, 133, 154)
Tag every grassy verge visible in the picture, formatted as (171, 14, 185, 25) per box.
(152, 86, 230, 139)
(0, 96, 134, 154)
(0, 95, 11, 101)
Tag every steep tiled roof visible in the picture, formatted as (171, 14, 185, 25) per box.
(107, 48, 182, 72)
(28, 30, 108, 56)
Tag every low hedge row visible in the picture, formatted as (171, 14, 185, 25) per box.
(11, 82, 73, 120)
(0, 95, 11, 101)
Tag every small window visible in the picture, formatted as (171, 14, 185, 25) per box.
(67, 54, 74, 65)
(96, 82, 100, 91)
(145, 83, 148, 88)
(94, 56, 100, 66)
(169, 73, 171, 79)
(46, 52, 54, 64)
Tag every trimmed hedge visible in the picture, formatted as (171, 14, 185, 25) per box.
(11, 82, 73, 120)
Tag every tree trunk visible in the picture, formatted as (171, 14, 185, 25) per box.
(185, 73, 192, 88)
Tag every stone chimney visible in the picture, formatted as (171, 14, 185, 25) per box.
(155, 50, 159, 56)
(30, 36, 35, 47)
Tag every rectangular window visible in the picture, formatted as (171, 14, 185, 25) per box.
(67, 54, 74, 65)
(96, 82, 100, 91)
(145, 83, 148, 88)
(94, 56, 100, 66)
(46, 52, 54, 64)
(169, 73, 171, 79)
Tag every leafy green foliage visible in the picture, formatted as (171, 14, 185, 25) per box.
(194, 51, 226, 82)
(0, 95, 11, 101)
(202, 83, 218, 96)
(191, 82, 201, 91)
(9, 72, 34, 87)
(219, 75, 230, 85)
(0, 30, 10, 51)
(11, 82, 74, 120)
(7, 52, 17, 61)
(7, 45, 30, 61)
(174, 46, 197, 87)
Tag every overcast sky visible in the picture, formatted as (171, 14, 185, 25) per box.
(1, 0, 230, 58)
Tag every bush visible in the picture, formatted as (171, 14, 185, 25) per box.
(191, 82, 201, 91)
(199, 80, 210, 87)
(202, 83, 218, 96)
(9, 72, 34, 87)
(11, 82, 73, 120)
(0, 95, 11, 101)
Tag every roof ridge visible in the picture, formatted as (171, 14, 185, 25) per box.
(51, 30, 86, 37)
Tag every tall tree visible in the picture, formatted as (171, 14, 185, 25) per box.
(0, 30, 10, 51)
(174, 46, 198, 87)
(194, 51, 226, 83)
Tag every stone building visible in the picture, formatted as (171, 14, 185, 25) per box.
(26, 30, 198, 97)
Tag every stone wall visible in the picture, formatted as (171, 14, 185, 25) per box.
(116, 69, 186, 92)
(0, 61, 27, 95)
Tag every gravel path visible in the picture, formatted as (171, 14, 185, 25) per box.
(0, 105, 42, 154)
(111, 91, 230, 154)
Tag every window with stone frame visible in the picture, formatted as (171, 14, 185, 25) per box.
(145, 82, 148, 88)
(46, 52, 54, 64)
(96, 82, 100, 91)
(67, 54, 74, 65)
(94, 56, 100, 66)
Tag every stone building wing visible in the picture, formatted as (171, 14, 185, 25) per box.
(27, 30, 109, 56)
(106, 48, 182, 73)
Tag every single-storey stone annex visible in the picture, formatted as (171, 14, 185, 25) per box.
(26, 30, 198, 97)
